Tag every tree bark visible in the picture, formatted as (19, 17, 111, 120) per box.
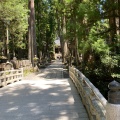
(28, 0, 37, 65)
(28, 0, 31, 62)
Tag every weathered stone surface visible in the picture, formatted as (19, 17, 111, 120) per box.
(69, 66, 107, 120)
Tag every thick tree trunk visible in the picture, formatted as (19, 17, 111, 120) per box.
(108, 0, 120, 53)
(72, 0, 80, 66)
(62, 14, 68, 63)
(74, 37, 79, 66)
(57, 0, 69, 63)
(28, 0, 31, 62)
(56, 8, 64, 62)
(28, 0, 37, 65)
(108, 0, 117, 42)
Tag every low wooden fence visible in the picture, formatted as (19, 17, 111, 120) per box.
(69, 66, 107, 120)
(0, 68, 23, 87)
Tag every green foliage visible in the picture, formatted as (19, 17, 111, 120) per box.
(23, 68, 34, 77)
(0, 42, 3, 49)
(0, 0, 28, 57)
(92, 39, 109, 55)
(0, 0, 119, 82)
(35, 0, 57, 55)
(34, 0, 120, 84)
(101, 55, 118, 68)
(112, 74, 120, 79)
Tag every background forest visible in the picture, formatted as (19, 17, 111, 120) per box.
(0, 0, 120, 97)
(0, 0, 28, 59)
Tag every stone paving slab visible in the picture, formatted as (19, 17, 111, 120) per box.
(0, 60, 89, 120)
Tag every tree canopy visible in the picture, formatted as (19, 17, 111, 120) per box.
(0, 0, 120, 89)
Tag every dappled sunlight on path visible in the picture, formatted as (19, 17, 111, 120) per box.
(0, 60, 89, 120)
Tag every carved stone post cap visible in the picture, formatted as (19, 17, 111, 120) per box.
(108, 80, 120, 91)
(108, 80, 120, 104)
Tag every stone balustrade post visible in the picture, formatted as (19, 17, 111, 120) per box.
(21, 68, 24, 80)
(106, 80, 120, 120)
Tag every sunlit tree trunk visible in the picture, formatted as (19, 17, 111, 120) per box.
(28, 0, 31, 62)
(62, 14, 68, 63)
(60, 0, 69, 63)
(28, 0, 37, 65)
(70, 0, 80, 66)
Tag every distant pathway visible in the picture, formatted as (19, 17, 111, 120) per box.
(0, 60, 89, 120)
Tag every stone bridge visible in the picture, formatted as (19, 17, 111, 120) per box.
(0, 60, 88, 120)
(0, 60, 119, 120)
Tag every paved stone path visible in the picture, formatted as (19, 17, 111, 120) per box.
(0, 60, 89, 120)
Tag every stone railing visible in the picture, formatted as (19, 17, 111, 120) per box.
(69, 66, 107, 120)
(0, 68, 23, 87)
(69, 66, 120, 120)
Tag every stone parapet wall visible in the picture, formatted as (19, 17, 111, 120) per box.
(69, 66, 107, 120)
(11, 60, 32, 69)
(0, 60, 32, 71)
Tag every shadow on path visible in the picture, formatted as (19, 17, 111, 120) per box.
(0, 60, 89, 120)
